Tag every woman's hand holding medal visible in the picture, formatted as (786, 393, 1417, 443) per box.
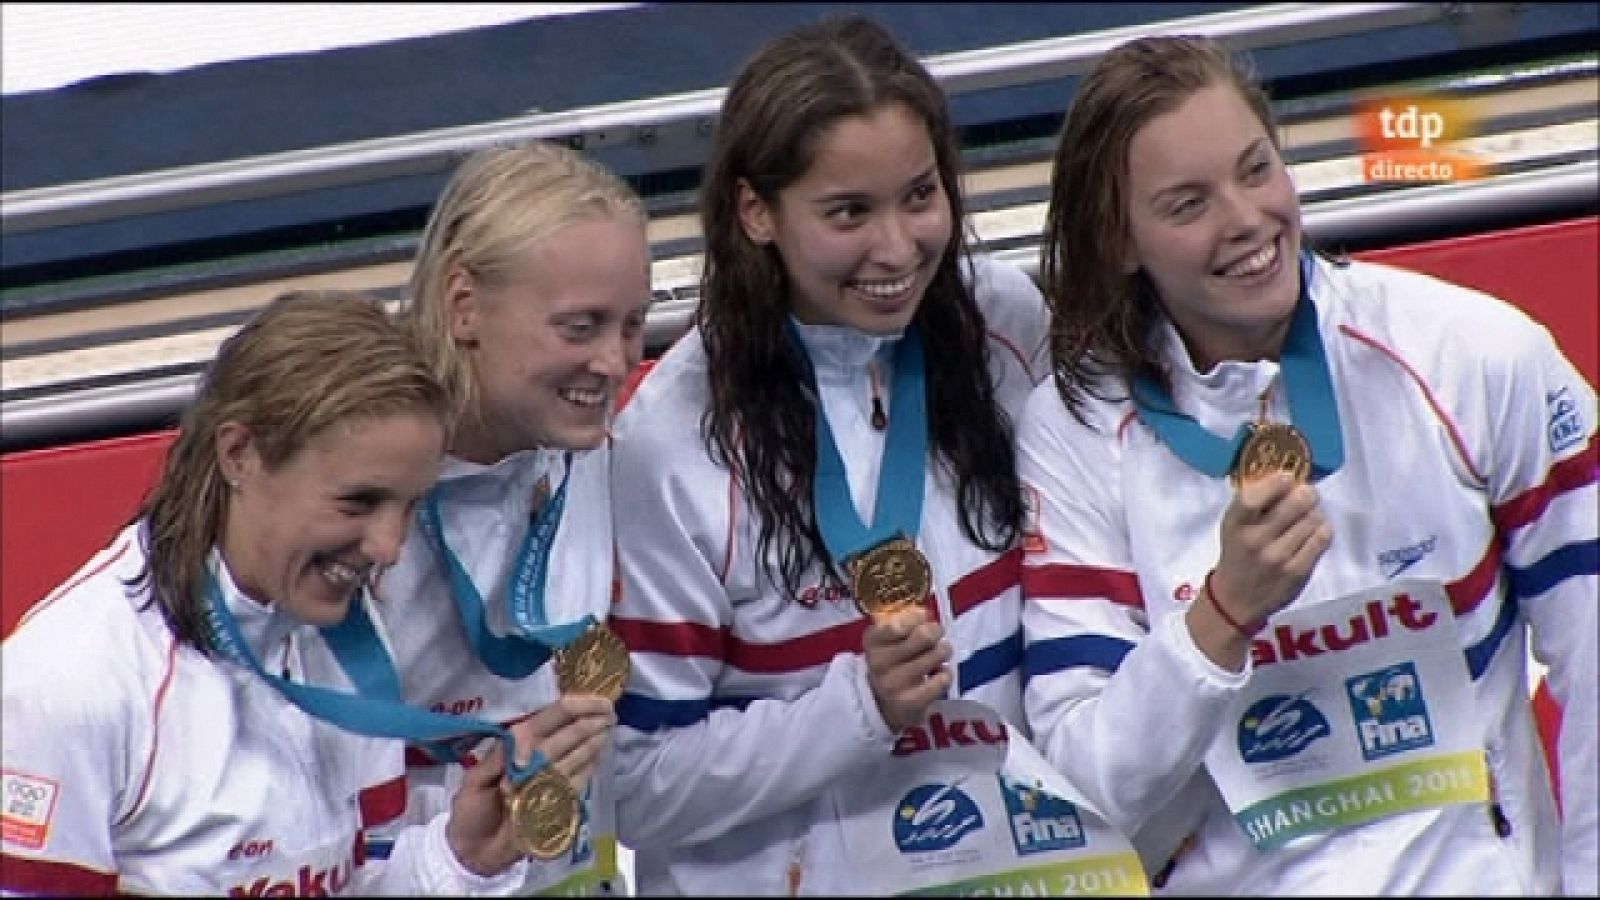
(1193, 425, 1334, 670)
(513, 694, 617, 806)
(445, 622, 629, 869)
(446, 712, 573, 877)
(863, 605, 953, 733)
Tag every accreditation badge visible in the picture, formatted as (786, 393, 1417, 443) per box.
(834, 698, 1149, 896)
(530, 771, 621, 896)
(1202, 580, 1488, 852)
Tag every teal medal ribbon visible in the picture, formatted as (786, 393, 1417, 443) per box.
(201, 568, 547, 783)
(1131, 251, 1344, 481)
(423, 454, 594, 679)
(789, 322, 929, 567)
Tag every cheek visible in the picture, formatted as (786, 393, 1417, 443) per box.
(781, 228, 861, 280)
(1132, 220, 1209, 277)
(1269, 179, 1302, 227)
(912, 208, 954, 255)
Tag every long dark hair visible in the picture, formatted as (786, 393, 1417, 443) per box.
(697, 14, 1023, 597)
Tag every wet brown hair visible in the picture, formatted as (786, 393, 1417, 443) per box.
(1041, 34, 1277, 420)
(132, 290, 454, 653)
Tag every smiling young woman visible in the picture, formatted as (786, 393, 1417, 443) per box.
(1019, 33, 1597, 895)
(1, 290, 555, 895)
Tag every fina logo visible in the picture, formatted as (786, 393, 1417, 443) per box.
(892, 781, 984, 854)
(1236, 691, 1331, 763)
(1547, 387, 1584, 454)
(1346, 661, 1434, 761)
(998, 776, 1085, 855)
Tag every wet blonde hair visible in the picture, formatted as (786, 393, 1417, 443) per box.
(133, 290, 454, 652)
(402, 141, 646, 422)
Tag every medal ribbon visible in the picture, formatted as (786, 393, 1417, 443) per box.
(790, 322, 929, 565)
(423, 453, 594, 679)
(201, 570, 546, 785)
(1131, 251, 1344, 481)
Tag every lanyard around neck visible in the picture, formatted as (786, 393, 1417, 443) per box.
(789, 322, 930, 565)
(202, 571, 547, 782)
(1131, 252, 1344, 481)
(423, 455, 594, 679)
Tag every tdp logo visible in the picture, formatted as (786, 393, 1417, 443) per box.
(1346, 662, 1435, 761)
(1356, 93, 1483, 183)
(998, 776, 1085, 855)
(891, 781, 984, 854)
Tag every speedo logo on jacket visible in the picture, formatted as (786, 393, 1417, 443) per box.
(1251, 593, 1437, 669)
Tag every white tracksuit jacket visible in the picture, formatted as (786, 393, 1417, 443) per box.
(370, 446, 623, 895)
(1017, 256, 1598, 895)
(1, 523, 530, 896)
(608, 255, 1052, 895)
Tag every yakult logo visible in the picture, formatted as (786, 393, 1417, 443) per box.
(227, 858, 354, 897)
(892, 712, 1008, 757)
(1251, 593, 1436, 669)
(1357, 93, 1484, 183)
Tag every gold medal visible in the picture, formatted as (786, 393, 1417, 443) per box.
(554, 623, 631, 703)
(848, 536, 932, 621)
(507, 767, 581, 860)
(1231, 422, 1312, 488)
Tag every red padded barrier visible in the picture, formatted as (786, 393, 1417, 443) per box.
(1355, 218, 1598, 385)
(3, 219, 1592, 782)
(2, 429, 174, 635)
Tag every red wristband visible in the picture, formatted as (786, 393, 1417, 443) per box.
(1205, 570, 1265, 638)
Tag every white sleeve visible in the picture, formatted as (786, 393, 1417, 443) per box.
(969, 253, 1052, 393)
(1015, 380, 1245, 837)
(350, 811, 529, 896)
(607, 378, 895, 850)
(1472, 307, 1598, 896)
(1, 624, 135, 895)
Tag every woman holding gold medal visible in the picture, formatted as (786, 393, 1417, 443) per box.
(608, 16, 1146, 896)
(1017, 35, 1597, 895)
(368, 141, 648, 895)
(1, 291, 557, 895)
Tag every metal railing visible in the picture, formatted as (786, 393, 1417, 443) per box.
(4, 156, 1594, 451)
(1, 3, 1472, 236)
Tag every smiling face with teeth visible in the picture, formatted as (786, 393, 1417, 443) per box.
(218, 410, 445, 628)
(447, 214, 650, 462)
(1123, 82, 1303, 372)
(737, 101, 952, 336)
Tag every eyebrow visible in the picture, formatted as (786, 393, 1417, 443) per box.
(1147, 138, 1271, 203)
(810, 164, 938, 207)
(337, 485, 392, 504)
